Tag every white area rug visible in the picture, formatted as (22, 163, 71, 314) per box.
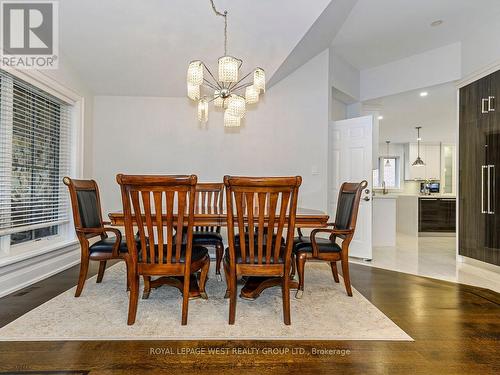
(0, 263, 411, 341)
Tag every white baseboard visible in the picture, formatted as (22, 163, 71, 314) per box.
(0, 243, 80, 298)
(457, 255, 500, 274)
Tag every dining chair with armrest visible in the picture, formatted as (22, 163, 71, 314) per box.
(223, 175, 302, 325)
(117, 174, 210, 325)
(293, 180, 367, 298)
(63, 177, 133, 297)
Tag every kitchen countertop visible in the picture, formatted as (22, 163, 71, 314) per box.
(418, 195, 456, 199)
(373, 194, 456, 199)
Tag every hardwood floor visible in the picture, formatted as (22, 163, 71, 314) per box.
(0, 262, 498, 374)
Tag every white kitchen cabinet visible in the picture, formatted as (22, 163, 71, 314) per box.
(404, 142, 441, 181)
(423, 144, 441, 180)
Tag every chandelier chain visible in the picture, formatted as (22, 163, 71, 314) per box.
(209, 0, 228, 55)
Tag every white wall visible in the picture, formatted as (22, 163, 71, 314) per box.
(360, 43, 461, 101)
(332, 98, 347, 121)
(93, 50, 330, 215)
(329, 48, 360, 100)
(461, 18, 500, 77)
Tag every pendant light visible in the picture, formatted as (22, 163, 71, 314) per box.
(385, 140, 391, 166)
(412, 126, 425, 167)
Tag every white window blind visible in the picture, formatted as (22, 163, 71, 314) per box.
(0, 70, 72, 236)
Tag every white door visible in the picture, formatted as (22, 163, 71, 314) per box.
(328, 116, 373, 259)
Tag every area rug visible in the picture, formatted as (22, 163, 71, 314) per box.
(0, 263, 411, 341)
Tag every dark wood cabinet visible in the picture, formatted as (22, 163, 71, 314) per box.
(459, 69, 500, 266)
(419, 198, 456, 233)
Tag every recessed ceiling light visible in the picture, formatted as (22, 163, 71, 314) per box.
(431, 20, 443, 27)
(420, 91, 428, 97)
(378, 115, 384, 120)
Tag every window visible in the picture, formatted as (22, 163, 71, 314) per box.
(376, 156, 400, 189)
(0, 70, 72, 250)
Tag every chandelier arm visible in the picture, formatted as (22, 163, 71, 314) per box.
(202, 79, 220, 91)
(202, 62, 223, 90)
(231, 82, 254, 93)
(207, 95, 220, 103)
(228, 70, 254, 90)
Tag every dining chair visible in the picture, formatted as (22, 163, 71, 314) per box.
(63, 177, 133, 297)
(193, 183, 225, 281)
(223, 175, 302, 325)
(293, 180, 367, 298)
(117, 174, 210, 325)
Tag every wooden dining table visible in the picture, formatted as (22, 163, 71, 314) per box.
(108, 207, 329, 300)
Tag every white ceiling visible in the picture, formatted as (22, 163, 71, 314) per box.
(59, 0, 331, 96)
(366, 82, 457, 144)
(332, 0, 500, 70)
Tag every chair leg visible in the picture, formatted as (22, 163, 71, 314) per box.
(142, 276, 151, 299)
(341, 258, 353, 297)
(181, 272, 190, 325)
(282, 274, 291, 325)
(125, 260, 131, 291)
(295, 252, 307, 299)
(127, 271, 139, 325)
(229, 271, 237, 325)
(96, 261, 107, 283)
(215, 242, 224, 281)
(290, 253, 296, 279)
(223, 260, 231, 299)
(199, 257, 210, 299)
(75, 255, 90, 297)
(330, 261, 340, 283)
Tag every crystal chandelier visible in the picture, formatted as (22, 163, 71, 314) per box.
(187, 0, 265, 128)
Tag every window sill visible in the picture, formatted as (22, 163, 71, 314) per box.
(0, 237, 79, 268)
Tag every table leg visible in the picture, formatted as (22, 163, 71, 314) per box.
(147, 274, 202, 300)
(240, 276, 298, 300)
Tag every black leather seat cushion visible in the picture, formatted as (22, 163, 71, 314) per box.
(233, 233, 283, 247)
(138, 244, 208, 264)
(89, 236, 133, 255)
(192, 231, 223, 245)
(293, 236, 341, 253)
(224, 232, 286, 263)
(174, 230, 223, 246)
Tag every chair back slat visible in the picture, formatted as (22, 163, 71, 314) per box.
(153, 191, 164, 262)
(117, 175, 197, 266)
(246, 192, 255, 263)
(165, 190, 175, 263)
(234, 192, 247, 262)
(225, 176, 302, 266)
(130, 190, 148, 262)
(176, 190, 187, 263)
(195, 183, 224, 232)
(257, 192, 266, 264)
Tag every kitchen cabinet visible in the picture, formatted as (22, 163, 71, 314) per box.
(441, 144, 456, 194)
(404, 143, 441, 181)
(459, 68, 500, 266)
(418, 197, 456, 233)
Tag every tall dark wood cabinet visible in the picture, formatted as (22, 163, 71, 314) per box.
(459, 69, 500, 266)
